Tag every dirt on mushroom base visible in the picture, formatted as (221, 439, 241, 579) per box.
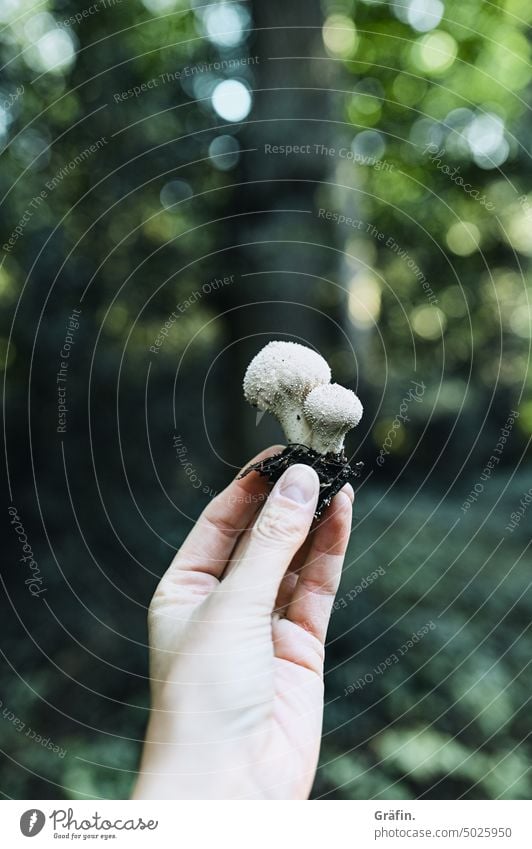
(239, 444, 364, 518)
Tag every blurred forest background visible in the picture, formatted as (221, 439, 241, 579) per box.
(1, 0, 531, 799)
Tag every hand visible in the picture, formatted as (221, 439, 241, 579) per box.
(133, 446, 353, 800)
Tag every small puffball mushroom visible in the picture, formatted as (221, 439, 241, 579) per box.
(303, 383, 363, 455)
(243, 341, 331, 445)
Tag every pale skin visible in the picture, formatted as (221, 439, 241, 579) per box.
(133, 445, 353, 800)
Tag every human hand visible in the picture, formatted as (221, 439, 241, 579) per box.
(133, 446, 353, 800)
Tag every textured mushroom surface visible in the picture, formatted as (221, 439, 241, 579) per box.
(304, 383, 363, 429)
(304, 383, 363, 454)
(243, 341, 331, 412)
(240, 343, 364, 518)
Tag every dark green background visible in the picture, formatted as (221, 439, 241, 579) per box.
(1, 0, 530, 799)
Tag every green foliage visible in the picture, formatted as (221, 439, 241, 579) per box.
(317, 479, 532, 799)
(1, 0, 530, 800)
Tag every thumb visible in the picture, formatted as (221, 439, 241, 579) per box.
(221, 464, 320, 611)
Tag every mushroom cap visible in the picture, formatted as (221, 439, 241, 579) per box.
(243, 341, 331, 411)
(303, 383, 363, 429)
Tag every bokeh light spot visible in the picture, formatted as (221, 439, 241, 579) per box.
(211, 79, 252, 122)
(446, 221, 481, 256)
(160, 180, 193, 209)
(208, 135, 240, 170)
(322, 14, 358, 58)
(411, 304, 446, 339)
(142, 0, 182, 13)
(202, 4, 249, 47)
(407, 0, 444, 32)
(412, 30, 457, 74)
(348, 273, 382, 327)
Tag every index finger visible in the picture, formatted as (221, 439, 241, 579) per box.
(169, 445, 283, 579)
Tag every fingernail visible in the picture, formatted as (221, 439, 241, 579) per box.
(278, 464, 318, 505)
(341, 483, 355, 503)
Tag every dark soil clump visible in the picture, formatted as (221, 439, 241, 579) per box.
(239, 444, 363, 518)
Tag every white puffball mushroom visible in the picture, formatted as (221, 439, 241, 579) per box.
(243, 341, 331, 445)
(303, 383, 363, 455)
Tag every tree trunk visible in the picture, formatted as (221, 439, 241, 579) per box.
(215, 0, 348, 462)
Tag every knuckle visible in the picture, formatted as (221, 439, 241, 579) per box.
(202, 506, 241, 539)
(299, 575, 340, 597)
(253, 501, 307, 546)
